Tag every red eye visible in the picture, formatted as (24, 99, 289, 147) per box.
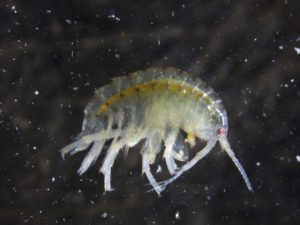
(217, 127, 225, 136)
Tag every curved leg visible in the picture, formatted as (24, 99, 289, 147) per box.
(100, 140, 124, 191)
(77, 140, 105, 175)
(218, 135, 253, 192)
(157, 138, 217, 191)
(60, 130, 125, 158)
(100, 130, 146, 192)
(142, 152, 163, 196)
(163, 131, 178, 175)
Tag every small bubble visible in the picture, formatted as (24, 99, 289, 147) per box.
(108, 14, 120, 22)
(157, 36, 161, 45)
(90, 200, 95, 205)
(294, 47, 300, 55)
(65, 19, 72, 25)
(174, 211, 180, 220)
(156, 165, 162, 173)
(101, 212, 108, 218)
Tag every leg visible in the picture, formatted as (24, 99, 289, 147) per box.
(100, 140, 125, 191)
(60, 130, 125, 158)
(163, 131, 178, 175)
(99, 130, 146, 192)
(157, 138, 217, 191)
(77, 140, 105, 175)
(142, 152, 163, 196)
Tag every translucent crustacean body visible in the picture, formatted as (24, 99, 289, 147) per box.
(61, 67, 253, 195)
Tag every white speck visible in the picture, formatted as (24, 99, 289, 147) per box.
(156, 165, 162, 173)
(284, 83, 289, 88)
(171, 11, 175, 17)
(115, 53, 120, 59)
(157, 36, 161, 45)
(46, 9, 52, 14)
(65, 19, 72, 25)
(101, 212, 108, 218)
(256, 162, 261, 166)
(296, 155, 300, 162)
(262, 113, 267, 118)
(90, 200, 95, 205)
(244, 58, 248, 62)
(11, 5, 17, 14)
(278, 45, 284, 50)
(254, 37, 257, 42)
(294, 47, 300, 55)
(1, 68, 6, 73)
(72, 87, 79, 91)
(34, 90, 39, 95)
(174, 211, 180, 220)
(108, 14, 120, 22)
(14, 99, 18, 103)
(33, 146, 37, 150)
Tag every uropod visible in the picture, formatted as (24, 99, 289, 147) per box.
(60, 67, 253, 195)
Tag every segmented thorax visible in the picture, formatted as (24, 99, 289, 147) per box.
(61, 67, 252, 195)
(92, 68, 225, 140)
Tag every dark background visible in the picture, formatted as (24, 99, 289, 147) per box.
(1, 0, 300, 224)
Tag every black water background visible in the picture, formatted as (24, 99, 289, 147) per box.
(1, 0, 300, 224)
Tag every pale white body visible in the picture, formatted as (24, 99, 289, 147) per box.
(60, 68, 253, 195)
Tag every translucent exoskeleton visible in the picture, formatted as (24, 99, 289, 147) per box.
(60, 67, 253, 195)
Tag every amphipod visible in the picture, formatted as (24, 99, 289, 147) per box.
(60, 67, 253, 195)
